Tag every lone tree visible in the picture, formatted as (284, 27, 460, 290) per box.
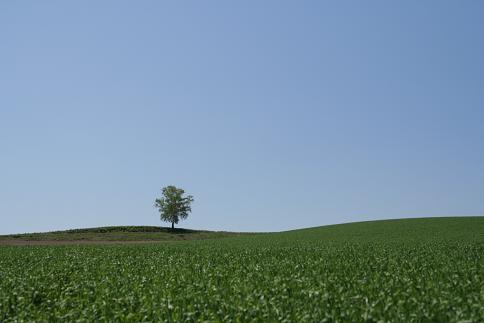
(154, 186, 194, 229)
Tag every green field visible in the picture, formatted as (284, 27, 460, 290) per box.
(0, 217, 483, 321)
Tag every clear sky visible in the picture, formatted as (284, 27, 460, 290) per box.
(1, 1, 483, 234)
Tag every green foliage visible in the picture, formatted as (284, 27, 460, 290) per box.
(154, 186, 194, 228)
(0, 217, 483, 321)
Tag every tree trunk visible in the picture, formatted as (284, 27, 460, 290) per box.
(171, 222, 174, 229)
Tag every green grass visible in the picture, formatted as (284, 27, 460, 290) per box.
(0, 226, 252, 242)
(0, 217, 483, 321)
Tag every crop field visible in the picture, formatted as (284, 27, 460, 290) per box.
(0, 217, 483, 322)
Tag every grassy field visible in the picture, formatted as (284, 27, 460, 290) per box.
(0, 226, 251, 243)
(0, 217, 483, 321)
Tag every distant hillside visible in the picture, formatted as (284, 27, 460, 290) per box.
(276, 216, 484, 243)
(1, 217, 482, 245)
(0, 226, 254, 244)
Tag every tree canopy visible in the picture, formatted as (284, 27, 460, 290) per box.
(154, 186, 194, 229)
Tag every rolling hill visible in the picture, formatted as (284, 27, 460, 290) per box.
(0, 225, 253, 243)
(0, 216, 481, 244)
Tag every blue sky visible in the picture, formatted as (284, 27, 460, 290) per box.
(1, 1, 483, 234)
